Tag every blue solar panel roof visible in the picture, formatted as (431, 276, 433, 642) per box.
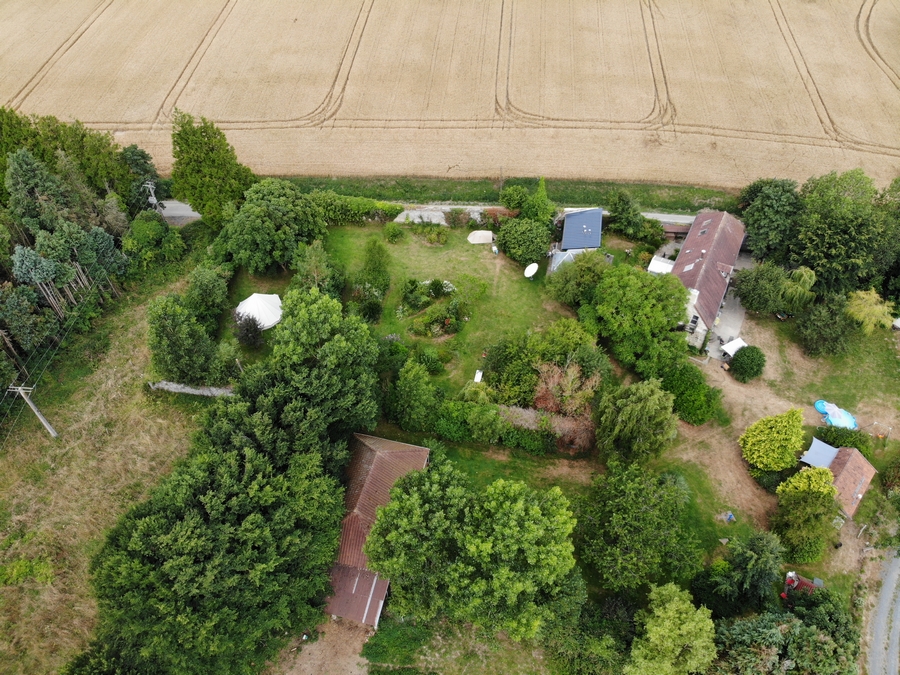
(561, 208, 603, 250)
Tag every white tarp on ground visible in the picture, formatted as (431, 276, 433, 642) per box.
(235, 293, 283, 330)
(467, 230, 494, 244)
(721, 337, 748, 357)
(648, 255, 675, 275)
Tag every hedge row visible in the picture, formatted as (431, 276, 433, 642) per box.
(309, 190, 403, 226)
(433, 400, 556, 456)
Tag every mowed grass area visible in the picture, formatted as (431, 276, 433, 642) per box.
(327, 225, 571, 389)
(287, 176, 737, 213)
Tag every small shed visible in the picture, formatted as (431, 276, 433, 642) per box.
(800, 439, 877, 518)
(235, 293, 283, 330)
(560, 209, 602, 251)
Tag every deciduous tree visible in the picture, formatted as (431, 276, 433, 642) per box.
(740, 178, 802, 265)
(146, 294, 216, 384)
(845, 287, 894, 335)
(595, 380, 678, 463)
(624, 583, 716, 675)
(391, 359, 439, 432)
(729, 345, 766, 383)
(580, 463, 701, 591)
(497, 218, 551, 265)
(796, 294, 857, 357)
(732, 262, 788, 315)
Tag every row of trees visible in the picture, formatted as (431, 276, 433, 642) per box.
(67, 288, 382, 674)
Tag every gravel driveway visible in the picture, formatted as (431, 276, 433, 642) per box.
(870, 554, 900, 675)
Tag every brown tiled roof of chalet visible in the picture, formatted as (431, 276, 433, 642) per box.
(325, 434, 429, 627)
(672, 211, 745, 329)
(830, 447, 877, 518)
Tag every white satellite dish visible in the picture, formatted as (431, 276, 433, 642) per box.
(524, 263, 539, 279)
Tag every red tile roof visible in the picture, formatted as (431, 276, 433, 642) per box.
(672, 211, 745, 329)
(325, 434, 429, 627)
(830, 447, 877, 517)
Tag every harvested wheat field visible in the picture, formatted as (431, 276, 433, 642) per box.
(3, 0, 900, 188)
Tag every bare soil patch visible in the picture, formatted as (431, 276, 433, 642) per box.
(273, 619, 369, 675)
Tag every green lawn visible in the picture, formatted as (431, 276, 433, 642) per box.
(652, 458, 755, 557)
(284, 175, 737, 213)
(327, 225, 570, 388)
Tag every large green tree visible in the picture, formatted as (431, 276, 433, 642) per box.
(580, 463, 701, 591)
(581, 264, 688, 378)
(794, 169, 888, 293)
(366, 458, 576, 640)
(78, 449, 342, 675)
(391, 358, 440, 432)
(625, 583, 715, 675)
(170, 110, 256, 223)
(795, 294, 857, 357)
(595, 380, 678, 463)
(731, 262, 787, 315)
(740, 178, 802, 265)
(146, 294, 216, 384)
(545, 248, 610, 308)
(217, 178, 327, 273)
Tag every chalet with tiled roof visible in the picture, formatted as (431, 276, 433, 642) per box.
(672, 211, 745, 346)
(324, 434, 429, 627)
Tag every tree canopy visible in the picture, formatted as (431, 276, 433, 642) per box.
(217, 178, 327, 273)
(581, 264, 688, 378)
(731, 262, 788, 315)
(729, 345, 766, 383)
(171, 109, 256, 223)
(740, 178, 802, 265)
(497, 218, 551, 266)
(579, 463, 700, 591)
(365, 456, 576, 640)
(624, 583, 716, 675)
(739, 409, 803, 472)
(595, 380, 678, 463)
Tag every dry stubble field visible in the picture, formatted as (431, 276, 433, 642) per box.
(1, 0, 899, 188)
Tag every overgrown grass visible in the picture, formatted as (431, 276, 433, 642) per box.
(285, 175, 737, 212)
(417, 623, 551, 675)
(328, 225, 570, 388)
(362, 615, 434, 666)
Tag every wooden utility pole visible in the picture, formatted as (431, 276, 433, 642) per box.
(7, 386, 58, 438)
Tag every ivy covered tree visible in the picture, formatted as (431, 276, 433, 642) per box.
(625, 583, 716, 675)
(497, 218, 551, 266)
(579, 463, 701, 591)
(366, 456, 576, 640)
(580, 264, 688, 378)
(170, 109, 256, 223)
(391, 359, 440, 432)
(739, 408, 803, 472)
(216, 178, 327, 273)
(595, 380, 678, 464)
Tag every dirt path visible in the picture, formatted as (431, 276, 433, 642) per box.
(273, 619, 369, 675)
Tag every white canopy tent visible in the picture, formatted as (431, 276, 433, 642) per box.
(235, 293, 283, 330)
(721, 337, 748, 358)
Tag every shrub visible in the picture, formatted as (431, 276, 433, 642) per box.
(416, 347, 443, 375)
(401, 278, 433, 310)
(408, 298, 464, 337)
(411, 220, 447, 245)
(122, 210, 185, 272)
(739, 409, 803, 472)
(796, 295, 857, 357)
(183, 265, 231, 335)
(499, 185, 529, 211)
(776, 467, 837, 497)
(496, 218, 551, 265)
(815, 426, 873, 461)
(661, 362, 721, 425)
(730, 345, 766, 383)
(233, 311, 263, 348)
(361, 615, 433, 666)
(882, 458, 900, 492)
(392, 359, 440, 432)
(147, 294, 216, 384)
(383, 221, 404, 243)
(445, 208, 468, 228)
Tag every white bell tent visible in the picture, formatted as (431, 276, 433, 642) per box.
(235, 293, 283, 330)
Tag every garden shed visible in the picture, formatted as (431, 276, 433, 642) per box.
(325, 434, 429, 627)
(800, 439, 877, 517)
